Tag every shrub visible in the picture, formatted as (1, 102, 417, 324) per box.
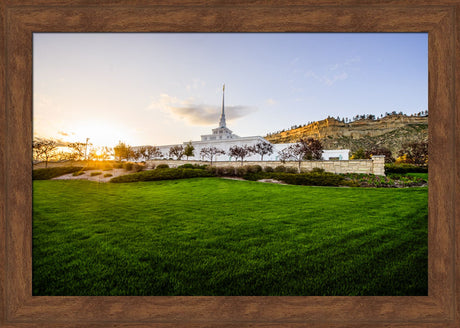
(156, 164, 170, 169)
(214, 166, 236, 176)
(245, 165, 263, 174)
(113, 163, 123, 169)
(206, 166, 218, 175)
(264, 166, 274, 173)
(110, 168, 215, 183)
(133, 163, 144, 172)
(90, 172, 102, 176)
(285, 166, 298, 173)
(385, 163, 428, 174)
(123, 162, 133, 171)
(342, 173, 426, 187)
(33, 166, 84, 180)
(235, 166, 247, 177)
(104, 173, 113, 177)
(72, 171, 85, 176)
(103, 163, 113, 171)
(311, 167, 325, 173)
(271, 172, 346, 186)
(178, 163, 207, 170)
(177, 163, 194, 169)
(274, 165, 286, 172)
(242, 171, 347, 187)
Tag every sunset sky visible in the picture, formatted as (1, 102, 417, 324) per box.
(33, 33, 427, 147)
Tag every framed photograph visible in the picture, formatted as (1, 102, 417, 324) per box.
(1, 1, 459, 327)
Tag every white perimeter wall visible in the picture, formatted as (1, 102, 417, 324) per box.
(145, 139, 349, 162)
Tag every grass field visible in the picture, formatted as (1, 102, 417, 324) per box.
(33, 178, 428, 296)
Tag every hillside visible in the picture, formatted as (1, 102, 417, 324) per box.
(265, 115, 428, 157)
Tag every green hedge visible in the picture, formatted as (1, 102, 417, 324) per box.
(110, 168, 214, 183)
(33, 166, 83, 180)
(177, 163, 208, 170)
(242, 171, 350, 187)
(385, 163, 428, 174)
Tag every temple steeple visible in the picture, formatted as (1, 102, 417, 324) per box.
(200, 84, 238, 141)
(219, 84, 226, 128)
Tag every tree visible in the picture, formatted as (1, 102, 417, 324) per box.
(398, 141, 428, 165)
(277, 138, 323, 172)
(183, 141, 195, 160)
(33, 138, 58, 168)
(365, 147, 395, 163)
(253, 141, 274, 161)
(99, 146, 113, 161)
(228, 145, 254, 164)
(350, 148, 369, 160)
(145, 146, 163, 160)
(113, 141, 131, 161)
(130, 148, 143, 162)
(200, 146, 225, 166)
(169, 145, 184, 160)
(68, 142, 87, 161)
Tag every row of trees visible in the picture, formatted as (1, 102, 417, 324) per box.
(198, 141, 275, 165)
(350, 141, 428, 165)
(33, 136, 324, 169)
(199, 138, 323, 172)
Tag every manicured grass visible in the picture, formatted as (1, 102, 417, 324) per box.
(33, 178, 427, 296)
(406, 172, 428, 180)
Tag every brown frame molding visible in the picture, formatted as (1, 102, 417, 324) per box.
(1, 1, 458, 327)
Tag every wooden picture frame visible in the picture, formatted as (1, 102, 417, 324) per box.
(1, 1, 458, 327)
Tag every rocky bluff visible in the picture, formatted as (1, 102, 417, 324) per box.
(265, 115, 428, 157)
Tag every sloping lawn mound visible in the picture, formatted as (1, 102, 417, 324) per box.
(33, 166, 84, 180)
(110, 167, 214, 183)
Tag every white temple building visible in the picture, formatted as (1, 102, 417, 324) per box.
(146, 85, 349, 161)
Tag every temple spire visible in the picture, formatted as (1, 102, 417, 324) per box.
(219, 84, 226, 128)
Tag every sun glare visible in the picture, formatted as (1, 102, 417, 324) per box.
(70, 121, 128, 147)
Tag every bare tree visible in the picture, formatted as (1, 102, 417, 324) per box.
(169, 145, 184, 160)
(252, 141, 274, 161)
(200, 146, 225, 166)
(277, 138, 323, 172)
(144, 146, 163, 160)
(228, 145, 254, 165)
(33, 138, 58, 168)
(68, 142, 87, 161)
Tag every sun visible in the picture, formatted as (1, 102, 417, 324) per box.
(70, 120, 129, 148)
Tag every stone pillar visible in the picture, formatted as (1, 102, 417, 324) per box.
(372, 155, 385, 176)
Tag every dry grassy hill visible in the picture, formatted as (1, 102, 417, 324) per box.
(265, 114, 428, 157)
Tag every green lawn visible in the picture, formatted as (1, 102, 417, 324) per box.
(406, 172, 428, 180)
(33, 178, 428, 296)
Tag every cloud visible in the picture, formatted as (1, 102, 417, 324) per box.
(58, 130, 69, 136)
(170, 104, 256, 125)
(148, 94, 257, 126)
(329, 63, 339, 71)
(186, 78, 206, 92)
(305, 69, 348, 86)
(323, 72, 348, 86)
(304, 56, 359, 86)
(266, 98, 277, 106)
